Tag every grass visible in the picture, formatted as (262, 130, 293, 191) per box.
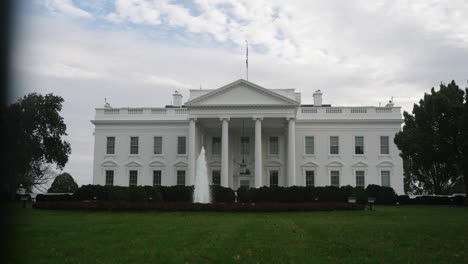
(8, 204, 468, 264)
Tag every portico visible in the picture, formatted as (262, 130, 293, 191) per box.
(187, 116, 297, 189)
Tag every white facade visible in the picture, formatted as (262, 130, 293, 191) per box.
(91, 79, 404, 194)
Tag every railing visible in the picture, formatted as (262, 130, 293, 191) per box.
(98, 107, 188, 120)
(326, 108, 342, 114)
(376, 107, 392, 113)
(299, 106, 400, 119)
(104, 109, 120, 114)
(128, 108, 143, 114)
(351, 108, 367, 114)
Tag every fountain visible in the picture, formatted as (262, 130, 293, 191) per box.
(193, 146, 211, 203)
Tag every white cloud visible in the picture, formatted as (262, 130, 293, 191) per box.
(106, 0, 162, 24)
(42, 0, 93, 19)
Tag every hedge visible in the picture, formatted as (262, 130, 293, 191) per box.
(36, 194, 74, 202)
(35, 184, 403, 205)
(237, 185, 383, 204)
(33, 201, 365, 212)
(398, 195, 465, 206)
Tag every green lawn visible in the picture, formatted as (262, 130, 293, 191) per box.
(9, 205, 468, 264)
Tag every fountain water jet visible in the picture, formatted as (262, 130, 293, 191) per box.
(193, 146, 211, 203)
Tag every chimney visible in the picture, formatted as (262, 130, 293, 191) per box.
(173, 90, 182, 107)
(385, 97, 394, 107)
(313, 90, 322, 106)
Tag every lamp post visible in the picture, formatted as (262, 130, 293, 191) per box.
(348, 197, 356, 209)
(16, 184, 27, 208)
(368, 197, 376, 211)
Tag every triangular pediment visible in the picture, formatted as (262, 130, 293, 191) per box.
(352, 161, 368, 167)
(301, 161, 318, 167)
(125, 161, 142, 167)
(326, 161, 344, 167)
(186, 79, 299, 106)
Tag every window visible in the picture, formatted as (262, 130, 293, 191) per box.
(305, 170, 315, 187)
(330, 170, 340, 187)
(177, 136, 186, 155)
(356, 170, 365, 187)
(130, 137, 139, 154)
(241, 136, 250, 155)
(330, 136, 339, 154)
(153, 136, 162, 155)
(129, 170, 138, 186)
(380, 136, 390, 154)
(177, 170, 186, 185)
(212, 170, 221, 185)
(355, 136, 364, 154)
(305, 136, 314, 155)
(106, 137, 115, 154)
(153, 170, 161, 186)
(212, 137, 221, 155)
(269, 137, 279, 155)
(269, 170, 279, 187)
(381, 170, 390, 187)
(105, 170, 114, 186)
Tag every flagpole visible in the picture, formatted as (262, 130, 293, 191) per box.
(245, 40, 248, 81)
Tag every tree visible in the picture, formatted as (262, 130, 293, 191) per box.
(461, 85, 468, 198)
(394, 81, 465, 195)
(4, 93, 71, 198)
(48, 172, 78, 193)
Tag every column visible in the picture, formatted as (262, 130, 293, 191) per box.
(254, 117, 263, 187)
(287, 117, 296, 186)
(188, 118, 196, 186)
(221, 118, 229, 187)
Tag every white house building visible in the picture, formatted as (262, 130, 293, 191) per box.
(91, 79, 404, 194)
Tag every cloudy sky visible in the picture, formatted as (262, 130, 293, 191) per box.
(11, 0, 468, 187)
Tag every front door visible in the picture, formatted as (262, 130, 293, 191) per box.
(239, 179, 250, 188)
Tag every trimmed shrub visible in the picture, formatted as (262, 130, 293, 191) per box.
(397, 195, 410, 205)
(366, 184, 397, 205)
(36, 194, 74, 202)
(128, 186, 147, 202)
(108, 186, 128, 201)
(352, 187, 368, 204)
(158, 186, 194, 202)
(237, 186, 254, 203)
(73, 185, 109, 201)
(279, 186, 307, 203)
(33, 201, 365, 212)
(210, 185, 235, 202)
(144, 186, 162, 202)
(315, 186, 344, 202)
(411, 196, 451, 205)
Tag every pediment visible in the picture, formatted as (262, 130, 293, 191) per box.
(326, 161, 344, 167)
(101, 160, 118, 167)
(186, 79, 299, 107)
(125, 161, 142, 167)
(265, 161, 282, 167)
(352, 161, 368, 167)
(377, 161, 394, 167)
(208, 160, 221, 167)
(301, 161, 318, 167)
(173, 161, 188, 167)
(149, 160, 166, 167)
